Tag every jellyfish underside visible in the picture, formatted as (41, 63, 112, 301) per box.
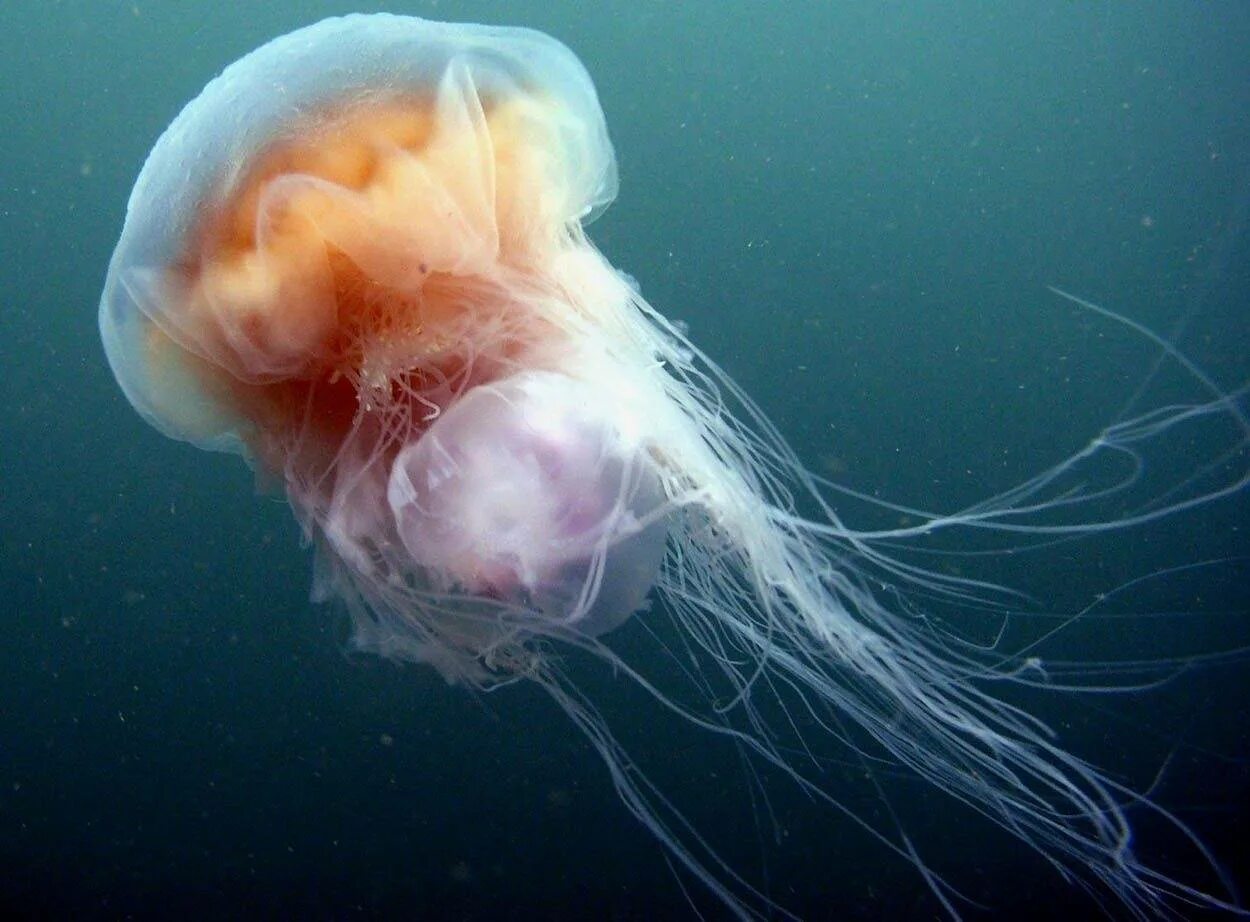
(99, 15, 1248, 919)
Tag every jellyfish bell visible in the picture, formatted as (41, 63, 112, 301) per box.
(99, 13, 1248, 918)
(100, 16, 618, 446)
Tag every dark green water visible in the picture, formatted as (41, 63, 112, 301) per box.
(2, 2, 1248, 919)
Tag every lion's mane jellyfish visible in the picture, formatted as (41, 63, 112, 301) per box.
(100, 14, 1247, 917)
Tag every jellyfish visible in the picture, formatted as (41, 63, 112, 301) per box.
(99, 14, 1248, 918)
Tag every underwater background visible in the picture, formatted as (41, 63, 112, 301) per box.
(1, 2, 1248, 918)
